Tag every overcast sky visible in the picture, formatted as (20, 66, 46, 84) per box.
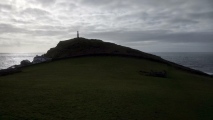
(0, 0, 213, 53)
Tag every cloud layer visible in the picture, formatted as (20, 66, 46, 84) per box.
(0, 0, 213, 53)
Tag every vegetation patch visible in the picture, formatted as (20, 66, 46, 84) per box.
(139, 70, 167, 78)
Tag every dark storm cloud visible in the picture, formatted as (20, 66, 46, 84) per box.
(169, 18, 198, 24)
(189, 11, 213, 20)
(159, 32, 213, 43)
(85, 30, 213, 43)
(0, 0, 213, 52)
(81, 0, 213, 45)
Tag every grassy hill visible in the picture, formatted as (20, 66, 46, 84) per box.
(44, 37, 162, 61)
(0, 56, 213, 120)
(44, 37, 210, 76)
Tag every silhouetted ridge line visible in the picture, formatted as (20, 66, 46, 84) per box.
(44, 37, 161, 61)
(44, 37, 211, 77)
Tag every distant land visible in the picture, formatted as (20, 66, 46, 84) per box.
(0, 37, 213, 119)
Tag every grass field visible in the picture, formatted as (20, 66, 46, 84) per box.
(0, 56, 213, 120)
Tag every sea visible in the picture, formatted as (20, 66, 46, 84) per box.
(0, 53, 43, 70)
(0, 52, 213, 75)
(152, 52, 213, 75)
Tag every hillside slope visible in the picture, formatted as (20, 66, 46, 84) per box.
(0, 56, 213, 120)
(44, 37, 210, 77)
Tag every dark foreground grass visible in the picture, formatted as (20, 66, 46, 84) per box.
(0, 56, 213, 120)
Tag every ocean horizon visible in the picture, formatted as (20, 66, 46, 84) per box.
(0, 52, 213, 75)
(0, 53, 43, 70)
(152, 52, 213, 75)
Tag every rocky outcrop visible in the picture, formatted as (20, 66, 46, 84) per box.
(20, 60, 32, 66)
(32, 55, 52, 64)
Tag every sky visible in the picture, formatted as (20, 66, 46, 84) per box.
(0, 0, 213, 53)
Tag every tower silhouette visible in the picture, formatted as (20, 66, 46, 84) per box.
(77, 31, 79, 38)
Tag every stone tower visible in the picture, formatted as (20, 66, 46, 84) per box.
(77, 31, 79, 38)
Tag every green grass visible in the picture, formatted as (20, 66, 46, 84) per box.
(0, 56, 213, 120)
